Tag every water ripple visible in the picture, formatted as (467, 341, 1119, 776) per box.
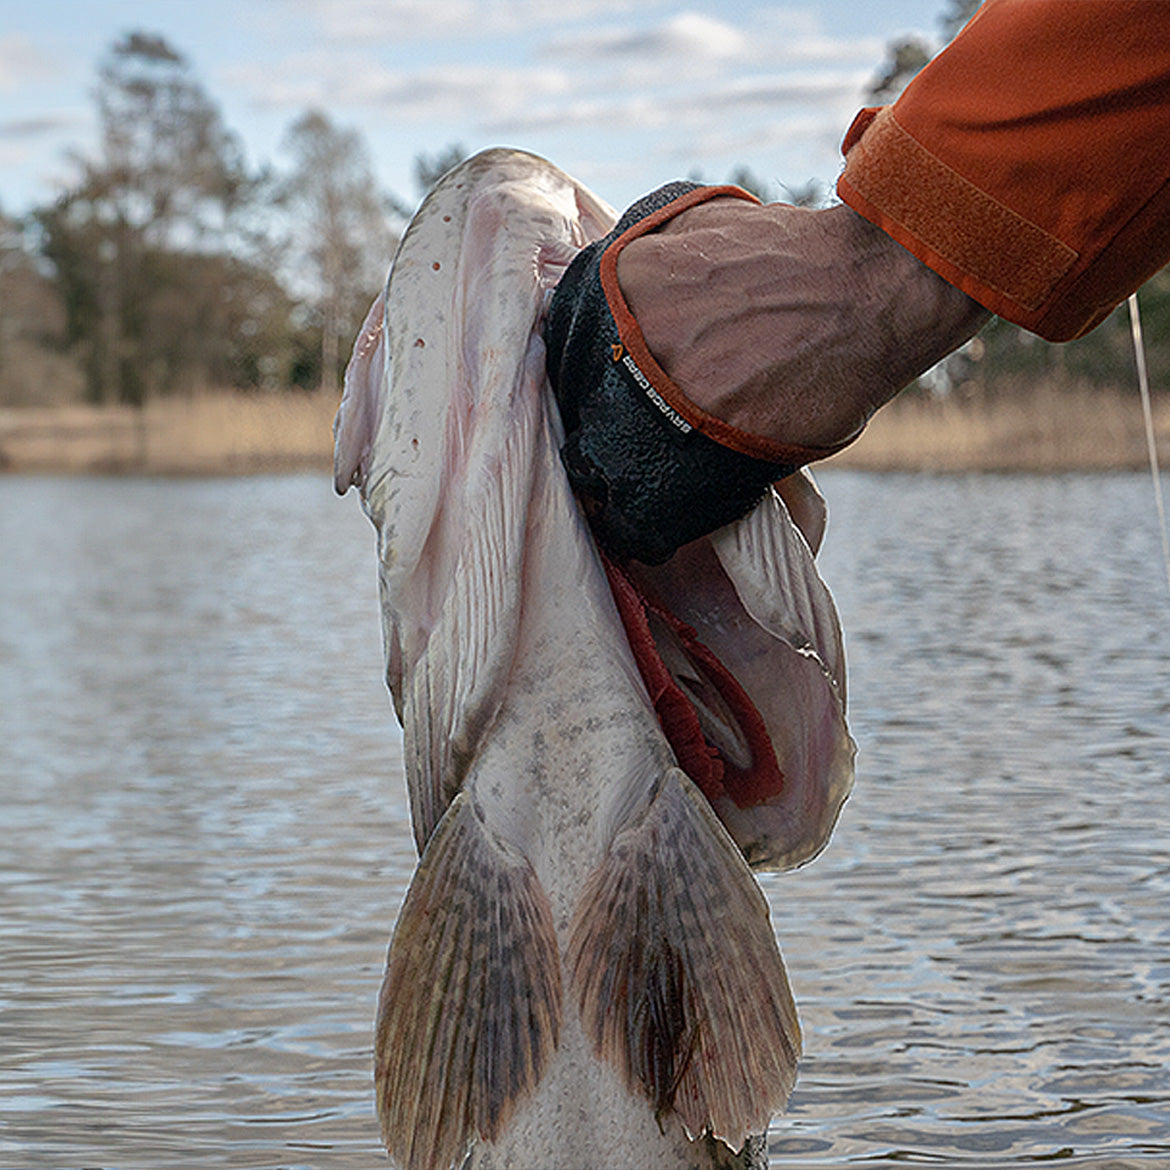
(1, 472, 1168, 1168)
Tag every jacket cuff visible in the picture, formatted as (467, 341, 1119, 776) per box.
(837, 106, 1079, 336)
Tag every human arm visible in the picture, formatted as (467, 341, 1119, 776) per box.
(837, 0, 1170, 342)
(615, 197, 989, 452)
(545, 0, 1170, 562)
(617, 0, 1170, 450)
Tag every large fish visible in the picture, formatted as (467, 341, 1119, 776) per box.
(334, 149, 854, 1170)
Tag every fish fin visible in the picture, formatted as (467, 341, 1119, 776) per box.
(375, 791, 562, 1170)
(567, 768, 800, 1148)
(716, 486, 847, 701)
(398, 344, 543, 845)
(775, 468, 827, 555)
(333, 291, 387, 495)
(373, 157, 583, 844)
(684, 488, 854, 870)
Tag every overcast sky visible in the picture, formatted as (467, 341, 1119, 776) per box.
(0, 0, 949, 219)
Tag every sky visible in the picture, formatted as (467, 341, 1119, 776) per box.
(0, 0, 949, 222)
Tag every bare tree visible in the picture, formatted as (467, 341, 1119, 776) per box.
(36, 32, 256, 404)
(94, 32, 250, 247)
(413, 144, 467, 198)
(869, 0, 983, 100)
(281, 110, 394, 394)
(0, 208, 82, 406)
(939, 0, 984, 43)
(868, 37, 933, 101)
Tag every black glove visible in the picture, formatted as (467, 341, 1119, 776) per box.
(543, 182, 817, 565)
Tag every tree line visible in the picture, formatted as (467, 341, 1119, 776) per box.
(1, 21, 1165, 410)
(1, 32, 407, 407)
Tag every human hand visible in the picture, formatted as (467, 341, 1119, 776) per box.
(544, 187, 988, 564)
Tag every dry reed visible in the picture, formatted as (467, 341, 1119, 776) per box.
(0, 389, 340, 475)
(0, 381, 1165, 477)
(829, 380, 1169, 473)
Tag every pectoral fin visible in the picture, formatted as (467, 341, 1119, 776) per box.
(567, 768, 800, 1149)
(333, 290, 386, 496)
(375, 792, 562, 1170)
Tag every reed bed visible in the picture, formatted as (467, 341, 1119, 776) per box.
(0, 390, 340, 476)
(829, 380, 1169, 473)
(0, 381, 1165, 476)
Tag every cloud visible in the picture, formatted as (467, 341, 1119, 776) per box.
(244, 4, 883, 130)
(366, 64, 571, 121)
(751, 9, 887, 63)
(525, 8, 886, 119)
(551, 11, 749, 63)
(229, 1, 894, 203)
(287, 0, 635, 41)
(486, 67, 866, 135)
(691, 71, 866, 112)
(675, 109, 855, 165)
(548, 9, 884, 70)
(233, 52, 569, 121)
(0, 33, 56, 93)
(0, 115, 80, 141)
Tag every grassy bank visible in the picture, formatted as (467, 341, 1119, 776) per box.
(0, 382, 1166, 476)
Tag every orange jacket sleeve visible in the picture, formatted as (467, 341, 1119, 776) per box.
(836, 0, 1170, 341)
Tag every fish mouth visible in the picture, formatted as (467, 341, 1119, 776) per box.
(602, 552, 785, 811)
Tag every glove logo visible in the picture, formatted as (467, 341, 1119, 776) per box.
(611, 344, 624, 362)
(615, 348, 694, 437)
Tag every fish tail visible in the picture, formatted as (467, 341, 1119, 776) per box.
(374, 792, 562, 1170)
(567, 768, 800, 1149)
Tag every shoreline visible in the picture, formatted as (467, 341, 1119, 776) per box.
(1, 384, 1166, 477)
(0, 392, 340, 478)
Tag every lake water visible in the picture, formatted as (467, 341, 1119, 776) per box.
(2, 471, 1168, 1170)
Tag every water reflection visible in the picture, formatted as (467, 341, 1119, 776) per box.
(1, 475, 406, 1169)
(1, 472, 1167, 1168)
(771, 472, 1170, 1168)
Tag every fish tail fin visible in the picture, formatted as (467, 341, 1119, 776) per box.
(567, 768, 800, 1149)
(374, 792, 562, 1170)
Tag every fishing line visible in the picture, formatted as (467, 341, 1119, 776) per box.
(1128, 292, 1170, 596)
